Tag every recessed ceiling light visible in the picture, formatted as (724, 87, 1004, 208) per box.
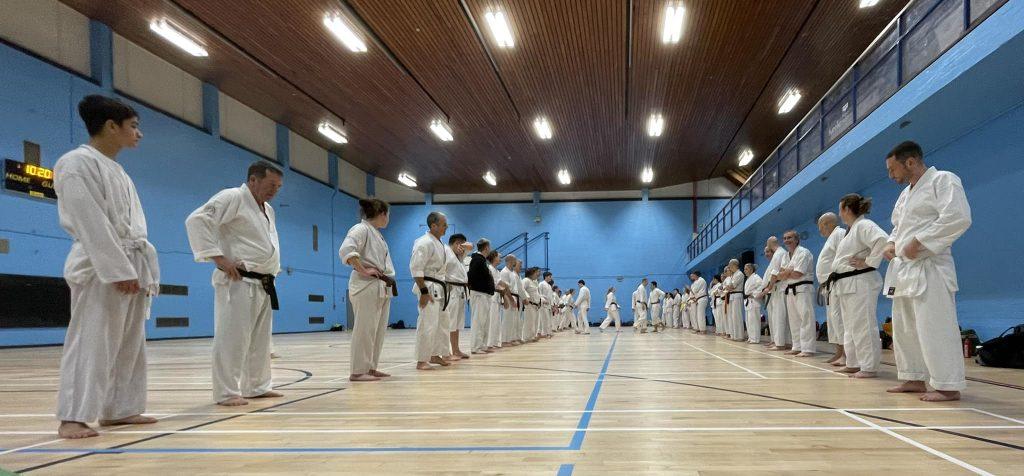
(557, 169, 571, 185)
(149, 19, 208, 57)
(397, 172, 417, 188)
(533, 117, 553, 140)
(646, 113, 665, 137)
(661, 4, 686, 44)
(778, 89, 802, 114)
(317, 122, 348, 144)
(323, 13, 367, 53)
(483, 171, 497, 186)
(859, 0, 880, 8)
(738, 149, 754, 167)
(641, 167, 654, 183)
(429, 119, 454, 142)
(484, 10, 515, 48)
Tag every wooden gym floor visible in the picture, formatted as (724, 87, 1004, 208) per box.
(0, 329, 1021, 474)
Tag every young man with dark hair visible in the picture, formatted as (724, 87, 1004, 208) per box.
(539, 271, 555, 338)
(467, 238, 494, 353)
(54, 95, 161, 438)
(574, 279, 591, 334)
(442, 233, 472, 360)
(408, 212, 449, 369)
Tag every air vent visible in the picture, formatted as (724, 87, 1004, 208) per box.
(155, 317, 189, 328)
(308, 316, 325, 324)
(160, 284, 189, 296)
(308, 294, 325, 302)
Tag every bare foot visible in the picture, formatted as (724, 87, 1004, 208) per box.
(831, 360, 846, 367)
(99, 415, 158, 426)
(270, 352, 280, 359)
(483, 348, 495, 353)
(887, 381, 927, 393)
(471, 350, 486, 355)
(368, 370, 391, 378)
(443, 355, 460, 362)
(416, 362, 435, 370)
(766, 345, 778, 350)
(796, 352, 815, 358)
(785, 350, 800, 355)
(825, 354, 841, 364)
(58, 421, 98, 439)
(218, 396, 249, 406)
(349, 373, 381, 382)
(455, 351, 470, 358)
(851, 371, 877, 379)
(921, 390, 960, 402)
(251, 390, 283, 399)
(430, 356, 451, 366)
(838, 367, 860, 374)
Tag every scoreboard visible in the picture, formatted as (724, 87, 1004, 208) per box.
(4, 159, 57, 200)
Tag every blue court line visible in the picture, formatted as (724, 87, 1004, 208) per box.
(568, 334, 618, 450)
(557, 463, 575, 475)
(1, 336, 618, 456)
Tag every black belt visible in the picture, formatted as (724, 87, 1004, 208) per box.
(424, 276, 449, 310)
(444, 281, 467, 310)
(785, 280, 814, 295)
(693, 294, 708, 302)
(651, 300, 661, 305)
(237, 269, 279, 310)
(818, 267, 876, 305)
(635, 301, 647, 309)
(528, 300, 540, 307)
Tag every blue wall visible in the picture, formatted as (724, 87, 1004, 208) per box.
(0, 40, 359, 346)
(383, 198, 727, 326)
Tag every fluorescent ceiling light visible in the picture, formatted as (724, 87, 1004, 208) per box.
(646, 113, 664, 137)
(777, 89, 802, 114)
(661, 4, 685, 44)
(859, 0, 880, 7)
(557, 169, 571, 185)
(641, 167, 654, 183)
(533, 117, 553, 140)
(398, 172, 417, 188)
(483, 171, 497, 186)
(484, 10, 515, 48)
(317, 122, 348, 144)
(323, 13, 368, 53)
(738, 149, 754, 167)
(149, 19, 208, 57)
(430, 119, 454, 142)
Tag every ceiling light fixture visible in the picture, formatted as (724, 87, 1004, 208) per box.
(317, 122, 348, 144)
(323, 13, 368, 53)
(484, 10, 515, 48)
(149, 19, 208, 57)
(646, 113, 665, 137)
(557, 169, 571, 185)
(738, 149, 754, 167)
(777, 89, 802, 114)
(859, 0, 880, 8)
(641, 167, 654, 183)
(429, 119, 454, 142)
(661, 4, 686, 44)
(533, 117, 553, 140)
(483, 171, 497, 186)
(398, 172, 417, 188)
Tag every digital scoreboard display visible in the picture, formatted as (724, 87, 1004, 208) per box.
(4, 159, 57, 200)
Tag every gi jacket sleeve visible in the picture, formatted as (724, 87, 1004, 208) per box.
(915, 173, 972, 254)
(186, 189, 242, 262)
(339, 224, 368, 265)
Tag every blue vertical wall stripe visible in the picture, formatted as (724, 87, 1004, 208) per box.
(366, 174, 375, 197)
(328, 152, 339, 189)
(202, 83, 220, 137)
(276, 123, 290, 170)
(88, 20, 112, 90)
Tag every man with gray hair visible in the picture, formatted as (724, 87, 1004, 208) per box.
(409, 211, 449, 369)
(761, 236, 791, 350)
(778, 230, 816, 356)
(500, 255, 521, 345)
(725, 259, 745, 341)
(816, 212, 847, 365)
(467, 238, 495, 354)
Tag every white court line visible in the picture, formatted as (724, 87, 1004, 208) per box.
(715, 339, 844, 375)
(1, 425, 1021, 436)
(0, 407, 979, 418)
(0, 377, 855, 388)
(839, 410, 995, 476)
(665, 336, 767, 379)
(968, 408, 1024, 425)
(325, 361, 416, 383)
(0, 413, 179, 456)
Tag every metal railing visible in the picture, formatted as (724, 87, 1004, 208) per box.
(686, 0, 1005, 262)
(496, 232, 550, 271)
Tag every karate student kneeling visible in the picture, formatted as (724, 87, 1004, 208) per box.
(55, 95, 161, 439)
(187, 161, 284, 406)
(410, 212, 449, 370)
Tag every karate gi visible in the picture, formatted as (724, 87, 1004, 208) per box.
(709, 282, 723, 333)
(744, 273, 764, 343)
(886, 167, 971, 390)
(727, 270, 746, 340)
(522, 277, 540, 340)
(440, 246, 469, 356)
(409, 232, 446, 362)
(500, 266, 520, 343)
(648, 287, 665, 327)
(600, 291, 621, 331)
(539, 280, 554, 337)
(832, 217, 888, 373)
(690, 277, 709, 332)
(488, 263, 504, 347)
(575, 285, 591, 334)
(765, 249, 790, 347)
(816, 226, 848, 345)
(186, 183, 279, 403)
(782, 245, 816, 354)
(338, 220, 395, 375)
(55, 145, 160, 423)
(632, 284, 648, 331)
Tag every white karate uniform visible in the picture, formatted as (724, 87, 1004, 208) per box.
(469, 254, 492, 353)
(816, 227, 848, 345)
(744, 273, 764, 343)
(522, 277, 540, 340)
(539, 280, 554, 336)
(709, 283, 723, 333)
(833, 217, 888, 372)
(575, 285, 591, 333)
(488, 264, 504, 347)
(648, 288, 665, 327)
(886, 167, 971, 391)
(338, 220, 395, 375)
(665, 294, 676, 328)
(727, 271, 746, 340)
(690, 277, 708, 332)
(765, 249, 790, 346)
(500, 266, 519, 343)
(55, 145, 160, 423)
(409, 232, 446, 362)
(632, 284, 648, 331)
(600, 291, 622, 330)
(439, 246, 468, 356)
(782, 245, 816, 354)
(186, 183, 279, 402)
